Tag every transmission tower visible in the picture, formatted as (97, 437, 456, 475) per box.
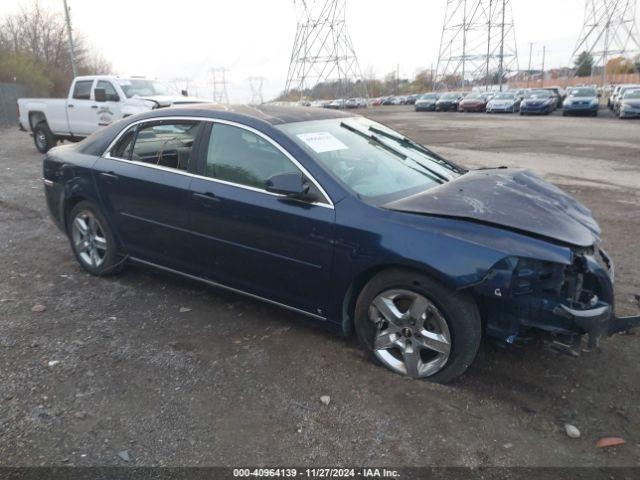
(210, 68, 229, 104)
(247, 76, 266, 104)
(435, 0, 519, 90)
(571, 0, 640, 84)
(284, 0, 368, 100)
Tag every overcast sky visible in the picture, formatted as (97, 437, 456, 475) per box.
(2, 0, 629, 101)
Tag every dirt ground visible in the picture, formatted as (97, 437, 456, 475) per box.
(0, 107, 639, 468)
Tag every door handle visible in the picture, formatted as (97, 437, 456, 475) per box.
(91, 105, 98, 109)
(67, 104, 74, 108)
(99, 171, 119, 183)
(193, 191, 220, 206)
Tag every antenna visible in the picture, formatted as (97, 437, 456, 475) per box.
(284, 0, 368, 101)
(435, 0, 519, 90)
(247, 76, 266, 104)
(571, 0, 640, 85)
(210, 67, 230, 104)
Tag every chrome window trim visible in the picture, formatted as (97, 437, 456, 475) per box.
(102, 115, 334, 209)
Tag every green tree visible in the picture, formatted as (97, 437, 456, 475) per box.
(574, 51, 594, 77)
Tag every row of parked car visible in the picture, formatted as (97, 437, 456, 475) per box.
(304, 84, 640, 118)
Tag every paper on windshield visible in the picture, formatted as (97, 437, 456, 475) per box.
(297, 132, 348, 153)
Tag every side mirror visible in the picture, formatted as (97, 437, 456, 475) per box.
(181, 90, 189, 97)
(266, 173, 312, 200)
(94, 88, 107, 102)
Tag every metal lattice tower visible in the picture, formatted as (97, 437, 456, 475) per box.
(284, 0, 368, 100)
(247, 76, 266, 104)
(210, 68, 229, 104)
(571, 0, 640, 82)
(435, 0, 519, 90)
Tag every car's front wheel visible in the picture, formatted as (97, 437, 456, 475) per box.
(67, 201, 122, 276)
(354, 269, 482, 383)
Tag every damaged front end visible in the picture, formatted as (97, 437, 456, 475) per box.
(474, 246, 640, 348)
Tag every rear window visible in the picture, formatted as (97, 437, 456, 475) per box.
(72, 80, 93, 100)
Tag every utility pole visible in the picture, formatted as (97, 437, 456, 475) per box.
(247, 76, 266, 104)
(541, 45, 546, 87)
(210, 68, 229, 104)
(571, 0, 640, 85)
(526, 42, 533, 87)
(284, 0, 368, 101)
(62, 0, 78, 77)
(436, 0, 518, 91)
(498, 0, 506, 91)
(396, 64, 400, 94)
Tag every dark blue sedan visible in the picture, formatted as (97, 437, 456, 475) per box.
(520, 90, 556, 115)
(42, 105, 638, 382)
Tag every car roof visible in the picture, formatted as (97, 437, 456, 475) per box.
(129, 103, 354, 126)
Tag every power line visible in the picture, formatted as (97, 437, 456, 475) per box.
(571, 0, 640, 85)
(284, 0, 368, 100)
(435, 0, 519, 90)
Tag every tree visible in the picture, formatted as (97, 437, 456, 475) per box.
(606, 56, 635, 75)
(574, 51, 594, 77)
(0, 1, 112, 96)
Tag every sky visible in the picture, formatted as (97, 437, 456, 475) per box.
(1, 0, 630, 101)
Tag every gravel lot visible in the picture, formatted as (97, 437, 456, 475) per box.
(1, 107, 639, 467)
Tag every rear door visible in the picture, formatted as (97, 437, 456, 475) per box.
(94, 118, 205, 272)
(188, 121, 335, 317)
(67, 79, 97, 136)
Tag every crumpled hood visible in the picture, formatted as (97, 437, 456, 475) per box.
(383, 168, 601, 247)
(140, 95, 209, 107)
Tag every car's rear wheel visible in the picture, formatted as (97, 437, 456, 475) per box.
(354, 269, 482, 383)
(67, 201, 122, 276)
(33, 121, 57, 153)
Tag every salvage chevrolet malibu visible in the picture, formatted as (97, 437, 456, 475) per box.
(42, 105, 639, 383)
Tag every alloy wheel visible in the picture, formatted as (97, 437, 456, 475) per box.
(368, 289, 451, 378)
(35, 131, 47, 150)
(71, 210, 108, 268)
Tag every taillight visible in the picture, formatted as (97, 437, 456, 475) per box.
(16, 103, 20, 118)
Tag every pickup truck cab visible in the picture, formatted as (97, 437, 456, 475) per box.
(18, 75, 207, 153)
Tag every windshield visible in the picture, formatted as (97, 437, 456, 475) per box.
(465, 93, 484, 100)
(440, 93, 458, 100)
(277, 117, 462, 202)
(117, 79, 176, 98)
(623, 90, 640, 99)
(525, 90, 551, 99)
(569, 88, 596, 97)
(420, 93, 438, 99)
(493, 93, 514, 100)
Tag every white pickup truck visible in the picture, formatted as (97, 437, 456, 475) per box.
(18, 75, 207, 153)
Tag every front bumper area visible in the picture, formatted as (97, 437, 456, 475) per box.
(475, 248, 640, 347)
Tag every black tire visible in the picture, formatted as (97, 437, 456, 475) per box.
(33, 121, 58, 153)
(67, 201, 123, 276)
(562, 111, 568, 117)
(354, 269, 482, 383)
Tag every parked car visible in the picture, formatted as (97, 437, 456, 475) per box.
(371, 97, 385, 106)
(520, 90, 556, 115)
(562, 87, 599, 116)
(17, 75, 207, 153)
(414, 93, 440, 111)
(435, 92, 465, 111)
(617, 89, 640, 119)
(608, 85, 622, 109)
(382, 96, 396, 106)
(542, 86, 566, 108)
(458, 92, 490, 112)
(486, 92, 521, 113)
(405, 94, 420, 105)
(612, 85, 640, 115)
(328, 99, 346, 109)
(43, 104, 639, 382)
